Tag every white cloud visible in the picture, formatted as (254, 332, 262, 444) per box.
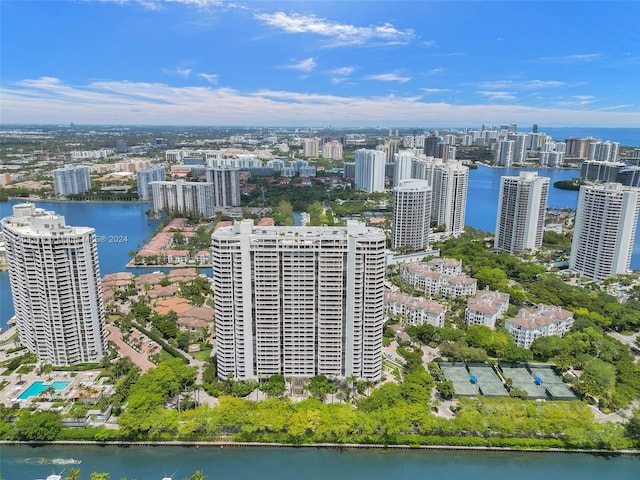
(478, 91, 516, 101)
(480, 80, 568, 90)
(163, 67, 193, 77)
(368, 73, 411, 83)
(421, 88, 450, 93)
(255, 11, 416, 47)
(329, 67, 355, 76)
(284, 58, 317, 72)
(3, 77, 638, 127)
(551, 95, 597, 108)
(536, 53, 603, 63)
(98, 0, 223, 10)
(198, 73, 219, 84)
(598, 104, 633, 111)
(425, 67, 445, 76)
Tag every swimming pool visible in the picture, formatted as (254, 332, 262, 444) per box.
(17, 381, 71, 400)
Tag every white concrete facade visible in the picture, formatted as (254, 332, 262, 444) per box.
(569, 183, 640, 280)
(136, 166, 166, 201)
(431, 161, 469, 236)
(505, 305, 574, 348)
(494, 172, 549, 253)
(400, 261, 477, 299)
(1, 203, 107, 365)
(354, 149, 386, 192)
(384, 290, 445, 328)
(212, 220, 386, 382)
(465, 288, 510, 329)
(150, 180, 215, 217)
(53, 165, 91, 196)
(392, 179, 432, 250)
(205, 167, 241, 207)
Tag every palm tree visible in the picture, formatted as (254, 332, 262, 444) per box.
(63, 468, 81, 480)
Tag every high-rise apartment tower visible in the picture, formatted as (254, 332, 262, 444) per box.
(2, 203, 107, 365)
(212, 220, 386, 382)
(494, 172, 549, 253)
(392, 179, 432, 250)
(569, 183, 640, 280)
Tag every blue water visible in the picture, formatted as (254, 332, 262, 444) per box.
(518, 127, 640, 147)
(466, 166, 581, 233)
(16, 381, 71, 400)
(1, 445, 638, 480)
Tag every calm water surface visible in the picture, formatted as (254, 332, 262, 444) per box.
(1, 445, 639, 480)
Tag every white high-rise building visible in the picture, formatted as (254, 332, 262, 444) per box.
(136, 166, 166, 201)
(569, 183, 640, 280)
(494, 172, 549, 253)
(507, 133, 527, 164)
(393, 151, 417, 187)
(495, 140, 515, 167)
(392, 179, 432, 250)
(354, 149, 386, 192)
(587, 141, 620, 162)
(431, 161, 469, 236)
(205, 167, 241, 207)
(1, 203, 107, 365)
(302, 138, 320, 158)
(150, 180, 215, 217)
(53, 165, 91, 196)
(322, 140, 343, 160)
(212, 220, 386, 381)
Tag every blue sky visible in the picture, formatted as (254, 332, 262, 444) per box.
(1, 0, 639, 127)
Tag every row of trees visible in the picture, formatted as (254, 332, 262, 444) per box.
(2, 355, 639, 449)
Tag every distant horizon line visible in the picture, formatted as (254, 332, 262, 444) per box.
(2, 123, 639, 130)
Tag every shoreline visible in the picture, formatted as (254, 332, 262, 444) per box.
(2, 440, 639, 456)
(125, 261, 213, 269)
(5, 196, 149, 205)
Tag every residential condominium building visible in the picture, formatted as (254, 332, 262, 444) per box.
(302, 138, 320, 158)
(150, 180, 215, 217)
(425, 257, 462, 276)
(205, 167, 241, 207)
(587, 140, 620, 162)
(1, 203, 107, 365)
(384, 290, 445, 328)
(465, 288, 511, 329)
(495, 140, 515, 167)
(136, 166, 166, 201)
(212, 220, 386, 382)
(354, 148, 386, 192)
(431, 161, 469, 236)
(569, 183, 640, 281)
(392, 151, 412, 187)
(505, 305, 574, 348)
(322, 140, 343, 160)
(53, 165, 91, 196)
(399, 261, 477, 299)
(392, 179, 432, 250)
(580, 160, 625, 183)
(494, 172, 549, 253)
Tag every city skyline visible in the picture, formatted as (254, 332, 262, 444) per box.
(1, 1, 639, 127)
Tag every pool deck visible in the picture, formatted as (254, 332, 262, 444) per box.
(0, 365, 101, 408)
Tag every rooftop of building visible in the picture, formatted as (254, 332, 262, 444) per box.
(212, 219, 385, 242)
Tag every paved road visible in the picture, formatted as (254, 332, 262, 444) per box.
(107, 325, 155, 371)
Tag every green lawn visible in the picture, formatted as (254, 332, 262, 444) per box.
(191, 347, 213, 362)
